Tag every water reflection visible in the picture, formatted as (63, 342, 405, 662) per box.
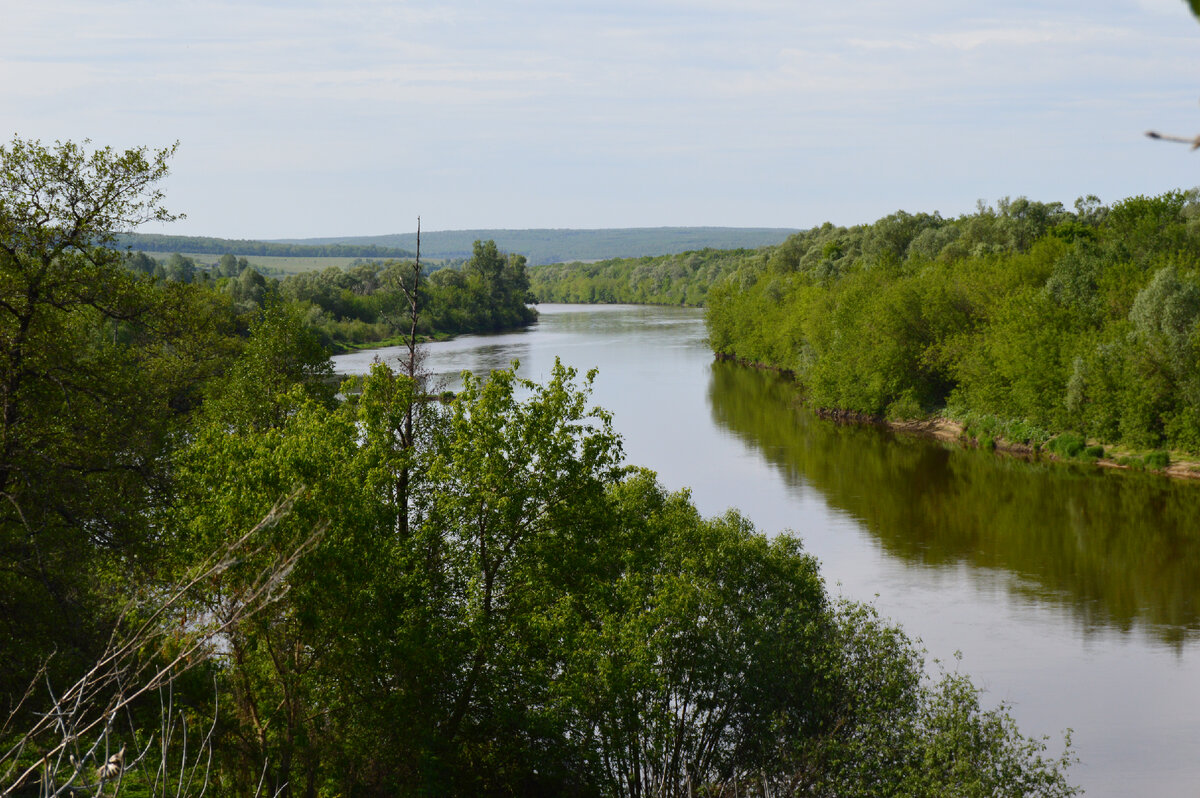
(331, 334, 534, 391)
(707, 360, 1200, 646)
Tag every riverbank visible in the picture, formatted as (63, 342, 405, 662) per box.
(715, 354, 1200, 481)
(329, 330, 455, 355)
(820, 406, 1200, 481)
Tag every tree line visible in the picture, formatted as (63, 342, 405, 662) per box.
(284, 227, 797, 266)
(529, 248, 760, 306)
(114, 232, 415, 259)
(705, 192, 1200, 458)
(122, 241, 537, 352)
(1, 137, 1076, 796)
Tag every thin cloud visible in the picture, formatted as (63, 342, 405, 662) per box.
(3, 0, 1198, 235)
(927, 23, 1130, 50)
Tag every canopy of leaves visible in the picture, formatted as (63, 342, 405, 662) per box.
(164, 359, 1078, 796)
(0, 137, 244, 713)
(705, 190, 1200, 453)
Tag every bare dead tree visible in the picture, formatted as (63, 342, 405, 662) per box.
(1, 489, 323, 797)
(393, 217, 423, 537)
(404, 217, 422, 384)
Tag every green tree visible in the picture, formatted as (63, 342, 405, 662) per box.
(124, 249, 158, 276)
(461, 240, 536, 331)
(202, 300, 335, 432)
(562, 474, 830, 795)
(418, 361, 623, 786)
(0, 136, 223, 704)
(218, 251, 239, 277)
(232, 264, 270, 309)
(162, 353, 1080, 796)
(164, 251, 196, 282)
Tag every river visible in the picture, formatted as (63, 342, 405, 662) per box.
(333, 303, 1200, 797)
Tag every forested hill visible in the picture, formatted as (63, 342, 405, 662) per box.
(115, 232, 415, 259)
(272, 227, 799, 265)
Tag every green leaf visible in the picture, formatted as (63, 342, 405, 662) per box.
(1187, 0, 1200, 22)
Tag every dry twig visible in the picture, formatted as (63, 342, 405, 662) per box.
(1, 488, 322, 797)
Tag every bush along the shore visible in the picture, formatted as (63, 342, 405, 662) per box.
(1115, 450, 1172, 471)
(706, 191, 1200, 462)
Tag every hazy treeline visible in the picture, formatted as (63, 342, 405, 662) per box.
(280, 226, 799, 265)
(116, 231, 415, 259)
(124, 241, 536, 351)
(707, 192, 1200, 455)
(529, 248, 761, 306)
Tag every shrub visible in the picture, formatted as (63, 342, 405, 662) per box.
(1048, 433, 1087, 459)
(1144, 450, 1171, 470)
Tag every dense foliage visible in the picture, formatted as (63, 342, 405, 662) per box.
(160, 360, 1078, 797)
(1, 138, 1076, 797)
(529, 248, 760, 306)
(706, 193, 1200, 455)
(275, 240, 536, 350)
(0, 137, 242, 705)
(125, 239, 538, 351)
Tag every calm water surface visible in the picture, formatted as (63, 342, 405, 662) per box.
(333, 304, 1200, 797)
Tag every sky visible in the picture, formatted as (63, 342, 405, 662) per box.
(3, 0, 1200, 239)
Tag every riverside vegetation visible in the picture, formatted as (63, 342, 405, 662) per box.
(531, 193, 1200, 467)
(0, 137, 1076, 796)
(708, 360, 1200, 643)
(530, 248, 760, 306)
(123, 237, 537, 353)
(705, 193, 1200, 464)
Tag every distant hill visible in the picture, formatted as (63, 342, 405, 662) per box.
(114, 233, 414, 260)
(271, 227, 800, 266)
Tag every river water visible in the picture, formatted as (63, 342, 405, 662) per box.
(333, 303, 1200, 797)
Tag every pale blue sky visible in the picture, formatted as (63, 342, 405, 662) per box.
(3, 0, 1199, 238)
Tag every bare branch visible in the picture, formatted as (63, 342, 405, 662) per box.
(1145, 130, 1200, 149)
(1, 489, 323, 796)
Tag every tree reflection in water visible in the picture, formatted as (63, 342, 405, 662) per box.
(707, 359, 1200, 647)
